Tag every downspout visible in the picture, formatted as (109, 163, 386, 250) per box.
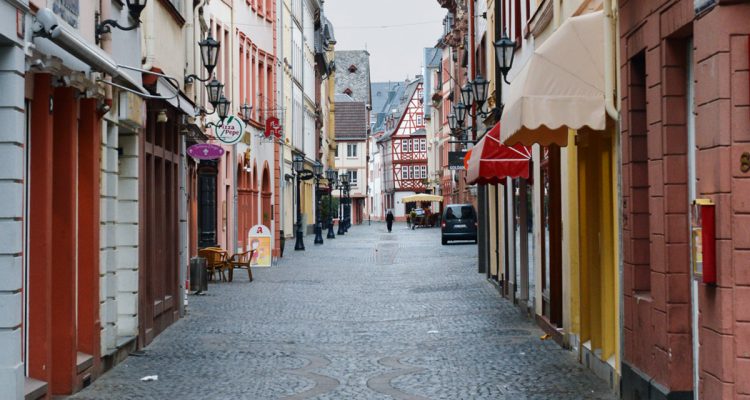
(603, 0, 618, 120)
(603, 0, 623, 384)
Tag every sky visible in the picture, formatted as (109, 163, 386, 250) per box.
(324, 0, 446, 83)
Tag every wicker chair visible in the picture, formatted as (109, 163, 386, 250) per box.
(226, 250, 255, 282)
(198, 247, 228, 282)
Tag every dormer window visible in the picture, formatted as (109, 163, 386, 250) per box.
(343, 88, 353, 96)
(348, 64, 358, 73)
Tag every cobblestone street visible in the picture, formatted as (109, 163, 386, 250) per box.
(69, 223, 617, 400)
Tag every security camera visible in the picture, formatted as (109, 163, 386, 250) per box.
(32, 9, 60, 39)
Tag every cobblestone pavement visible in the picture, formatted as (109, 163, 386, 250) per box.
(69, 223, 617, 400)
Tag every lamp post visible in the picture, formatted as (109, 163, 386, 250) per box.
(337, 173, 348, 235)
(293, 155, 305, 251)
(205, 95, 231, 129)
(326, 168, 338, 239)
(313, 161, 324, 244)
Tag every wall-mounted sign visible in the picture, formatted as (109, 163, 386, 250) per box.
(215, 116, 245, 145)
(449, 151, 467, 170)
(694, 0, 715, 14)
(247, 225, 272, 267)
(187, 143, 225, 160)
(265, 116, 282, 138)
(52, 0, 79, 28)
(298, 170, 314, 181)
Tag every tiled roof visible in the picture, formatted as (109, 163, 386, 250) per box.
(334, 101, 368, 140)
(334, 51, 372, 105)
(376, 77, 422, 143)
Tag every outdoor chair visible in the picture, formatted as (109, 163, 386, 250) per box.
(198, 247, 229, 282)
(226, 250, 255, 282)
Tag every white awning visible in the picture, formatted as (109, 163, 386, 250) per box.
(501, 11, 606, 146)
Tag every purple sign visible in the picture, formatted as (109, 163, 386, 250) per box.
(187, 143, 225, 160)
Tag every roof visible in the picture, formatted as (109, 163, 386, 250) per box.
(376, 77, 422, 143)
(335, 94, 355, 102)
(370, 81, 408, 133)
(424, 48, 442, 69)
(334, 101, 368, 140)
(334, 51, 372, 105)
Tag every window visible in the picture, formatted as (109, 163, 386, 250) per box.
(348, 170, 358, 185)
(348, 64, 358, 73)
(335, 144, 339, 158)
(421, 165, 427, 179)
(401, 167, 408, 179)
(417, 115, 423, 126)
(420, 139, 426, 152)
(402, 139, 409, 153)
(347, 143, 357, 158)
(343, 88, 353, 96)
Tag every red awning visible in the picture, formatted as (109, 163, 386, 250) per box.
(466, 122, 532, 185)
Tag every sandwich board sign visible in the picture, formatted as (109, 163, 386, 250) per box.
(247, 225, 272, 267)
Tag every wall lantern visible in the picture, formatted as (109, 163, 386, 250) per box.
(453, 102, 467, 126)
(471, 74, 489, 108)
(240, 102, 253, 122)
(461, 82, 474, 108)
(215, 96, 230, 120)
(96, 0, 148, 43)
(313, 160, 324, 177)
(293, 155, 305, 173)
(494, 32, 516, 84)
(326, 167, 338, 183)
(185, 35, 222, 84)
(206, 78, 224, 107)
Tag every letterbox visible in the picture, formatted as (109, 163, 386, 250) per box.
(691, 199, 716, 284)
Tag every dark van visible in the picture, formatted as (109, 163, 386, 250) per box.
(441, 204, 477, 245)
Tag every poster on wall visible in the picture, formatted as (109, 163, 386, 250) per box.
(247, 225, 272, 267)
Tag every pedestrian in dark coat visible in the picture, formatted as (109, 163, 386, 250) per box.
(386, 210, 394, 232)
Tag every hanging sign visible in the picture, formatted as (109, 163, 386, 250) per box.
(298, 170, 315, 181)
(247, 225, 272, 267)
(265, 117, 282, 138)
(187, 143, 225, 160)
(215, 116, 245, 145)
(449, 151, 467, 170)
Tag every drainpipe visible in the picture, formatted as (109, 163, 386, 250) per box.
(603, 0, 618, 119)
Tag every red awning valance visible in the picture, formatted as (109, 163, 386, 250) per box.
(466, 122, 532, 185)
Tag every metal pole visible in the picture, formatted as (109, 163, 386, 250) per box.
(294, 174, 305, 250)
(327, 182, 336, 238)
(337, 184, 345, 235)
(314, 176, 324, 244)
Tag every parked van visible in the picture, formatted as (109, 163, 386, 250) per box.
(441, 204, 477, 245)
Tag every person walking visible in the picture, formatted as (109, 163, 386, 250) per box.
(386, 210, 394, 232)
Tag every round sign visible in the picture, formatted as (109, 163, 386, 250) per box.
(187, 143, 225, 160)
(215, 116, 245, 145)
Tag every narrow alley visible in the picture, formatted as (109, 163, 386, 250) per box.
(69, 225, 615, 400)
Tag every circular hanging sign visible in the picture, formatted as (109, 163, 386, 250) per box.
(187, 143, 225, 160)
(215, 116, 245, 145)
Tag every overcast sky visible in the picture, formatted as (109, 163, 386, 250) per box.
(324, 0, 446, 83)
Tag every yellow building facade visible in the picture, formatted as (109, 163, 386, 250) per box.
(480, 0, 621, 391)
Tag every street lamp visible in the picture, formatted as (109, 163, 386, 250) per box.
(313, 161, 324, 245)
(337, 173, 348, 235)
(205, 95, 231, 129)
(240, 102, 253, 123)
(460, 81, 474, 108)
(471, 74, 490, 109)
(185, 35, 222, 84)
(453, 102, 468, 127)
(293, 155, 305, 251)
(96, 0, 148, 43)
(206, 78, 224, 107)
(325, 168, 337, 239)
(494, 32, 516, 84)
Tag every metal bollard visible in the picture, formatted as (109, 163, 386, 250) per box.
(190, 257, 208, 293)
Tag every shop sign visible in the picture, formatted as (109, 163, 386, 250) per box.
(265, 117, 282, 138)
(52, 0, 79, 28)
(694, 0, 715, 14)
(187, 143, 225, 160)
(449, 151, 467, 170)
(247, 225, 272, 267)
(298, 170, 314, 181)
(215, 116, 245, 145)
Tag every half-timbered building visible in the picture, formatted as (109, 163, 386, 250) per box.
(377, 78, 428, 219)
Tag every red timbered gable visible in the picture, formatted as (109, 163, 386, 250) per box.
(385, 82, 428, 192)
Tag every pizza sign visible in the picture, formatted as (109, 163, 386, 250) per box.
(265, 117, 282, 138)
(215, 116, 245, 145)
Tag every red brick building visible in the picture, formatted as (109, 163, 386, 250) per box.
(619, 0, 750, 398)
